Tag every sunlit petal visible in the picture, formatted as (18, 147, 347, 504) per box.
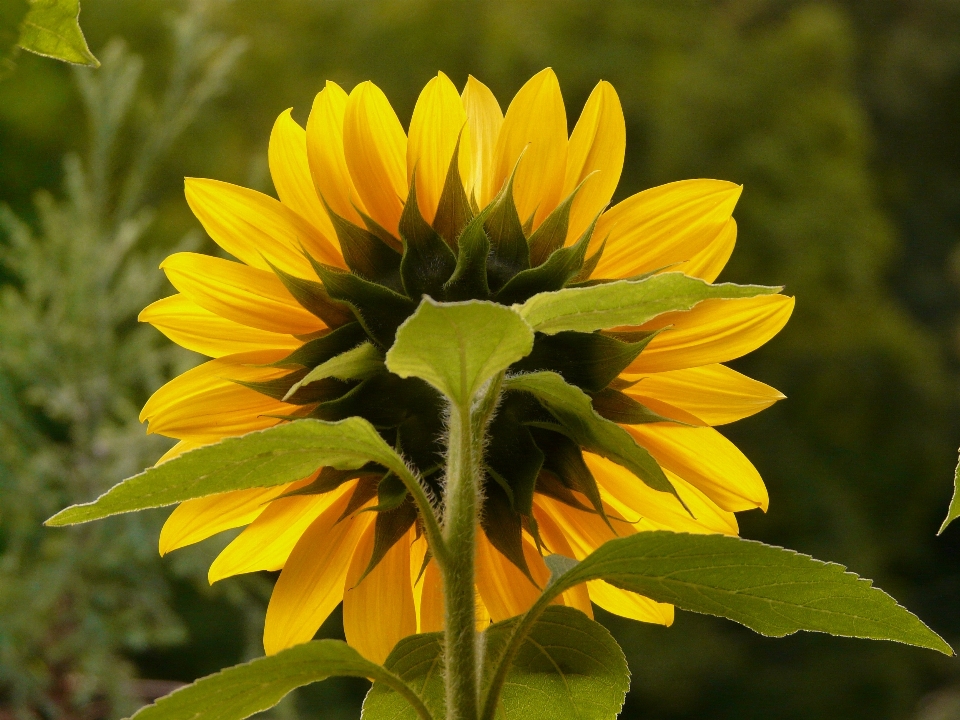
(461, 75, 504, 207)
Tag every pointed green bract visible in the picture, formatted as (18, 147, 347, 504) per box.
(314, 265, 417, 347)
(124, 640, 431, 720)
(18, 0, 99, 67)
(45, 418, 418, 526)
(386, 298, 534, 407)
(399, 175, 457, 299)
(938, 450, 960, 534)
(268, 261, 355, 328)
(432, 134, 474, 247)
(517, 272, 781, 335)
(283, 341, 383, 400)
(444, 212, 491, 301)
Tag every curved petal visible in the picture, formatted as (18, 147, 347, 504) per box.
(159, 484, 294, 556)
(622, 364, 784, 426)
(586, 581, 674, 625)
(269, 108, 337, 241)
(155, 439, 203, 465)
(263, 490, 374, 655)
(674, 217, 737, 283)
(627, 295, 795, 374)
(626, 424, 768, 512)
(208, 480, 352, 582)
(343, 81, 408, 236)
(161, 253, 325, 336)
(343, 524, 418, 663)
(531, 505, 593, 617)
(184, 177, 343, 276)
(592, 180, 741, 278)
(140, 350, 294, 442)
(306, 81, 367, 227)
(461, 75, 503, 207)
(583, 452, 738, 535)
(490, 68, 567, 229)
(562, 80, 625, 243)
(407, 72, 469, 223)
(139, 294, 301, 358)
(475, 531, 552, 623)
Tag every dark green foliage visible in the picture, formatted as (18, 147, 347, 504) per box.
(443, 211, 491, 300)
(589, 387, 675, 425)
(482, 172, 530, 291)
(323, 203, 404, 291)
(268, 261, 356, 329)
(432, 135, 474, 247)
(272, 323, 368, 368)
(399, 175, 457, 299)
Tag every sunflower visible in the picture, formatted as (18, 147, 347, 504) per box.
(139, 69, 793, 664)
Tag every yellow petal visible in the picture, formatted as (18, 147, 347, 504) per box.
(460, 75, 503, 207)
(626, 424, 768, 512)
(593, 180, 741, 278)
(584, 452, 738, 536)
(673, 217, 737, 283)
(155, 439, 202, 465)
(139, 294, 301, 358)
(139, 350, 293, 442)
(562, 80, 625, 243)
(343, 81, 408, 236)
(628, 295, 795, 374)
(306, 81, 367, 226)
(490, 68, 567, 229)
(586, 581, 674, 626)
(269, 108, 337, 241)
(343, 524, 418, 663)
(415, 553, 445, 634)
(208, 480, 352, 583)
(531, 506, 593, 618)
(623, 364, 784, 426)
(184, 177, 343, 276)
(263, 492, 374, 655)
(475, 531, 552, 622)
(160, 252, 325, 336)
(407, 72, 469, 223)
(160, 485, 294, 556)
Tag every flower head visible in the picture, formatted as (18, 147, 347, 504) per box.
(140, 69, 794, 663)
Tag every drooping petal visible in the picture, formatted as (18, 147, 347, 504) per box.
(627, 295, 795, 374)
(343, 81, 408, 236)
(159, 484, 295, 556)
(306, 81, 367, 227)
(139, 294, 301, 358)
(626, 424, 768, 512)
(531, 506, 593, 617)
(208, 480, 351, 582)
(139, 350, 294, 442)
(263, 491, 374, 655)
(562, 80, 625, 243)
(673, 217, 737, 282)
(160, 252, 325, 336)
(622, 364, 785, 426)
(416, 558, 445, 634)
(460, 75, 503, 207)
(490, 68, 567, 229)
(269, 109, 337, 241)
(155, 439, 203, 465)
(343, 524, 417, 663)
(583, 452, 738, 536)
(407, 72, 469, 223)
(475, 530, 552, 623)
(184, 177, 343, 276)
(586, 580, 674, 625)
(592, 180, 741, 278)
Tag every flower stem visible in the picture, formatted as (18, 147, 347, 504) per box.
(440, 375, 501, 720)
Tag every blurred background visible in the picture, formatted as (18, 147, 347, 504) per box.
(1, 0, 959, 718)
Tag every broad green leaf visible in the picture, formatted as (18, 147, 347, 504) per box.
(516, 272, 780, 335)
(938, 449, 960, 534)
(46, 418, 416, 526)
(362, 634, 446, 720)
(283, 342, 384, 400)
(386, 298, 534, 407)
(18, 0, 99, 67)
(504, 371, 680, 501)
(481, 606, 629, 720)
(541, 532, 953, 654)
(127, 640, 430, 720)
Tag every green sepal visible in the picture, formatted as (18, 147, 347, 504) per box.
(530, 427, 610, 528)
(234, 370, 352, 406)
(443, 211, 491, 301)
(399, 173, 457, 299)
(364, 471, 410, 514)
(512, 329, 655, 393)
(483, 168, 530, 292)
(534, 469, 594, 514)
(322, 201, 403, 290)
(273, 465, 382, 500)
(339, 475, 381, 521)
(270, 323, 367, 368)
(590, 387, 677, 425)
(357, 495, 418, 584)
(572, 236, 606, 283)
(266, 260, 355, 329)
(481, 478, 535, 581)
(486, 393, 544, 517)
(431, 133, 474, 248)
(313, 264, 416, 347)
(357, 208, 404, 253)
(494, 213, 597, 305)
(283, 342, 384, 401)
(525, 177, 589, 267)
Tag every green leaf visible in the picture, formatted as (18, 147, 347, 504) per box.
(481, 606, 629, 720)
(45, 418, 418, 526)
(505, 371, 681, 502)
(542, 532, 953, 654)
(399, 173, 457, 299)
(939, 450, 960, 535)
(386, 298, 534, 407)
(127, 640, 431, 720)
(362, 634, 446, 720)
(444, 211, 491, 301)
(18, 0, 98, 67)
(517, 272, 781, 335)
(283, 342, 384, 401)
